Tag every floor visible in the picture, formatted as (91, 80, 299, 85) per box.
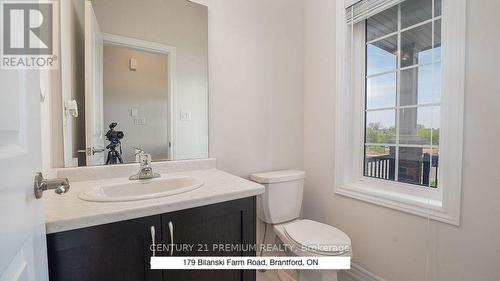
(257, 269, 354, 281)
(257, 270, 281, 281)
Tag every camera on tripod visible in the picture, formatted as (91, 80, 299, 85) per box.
(105, 122, 125, 165)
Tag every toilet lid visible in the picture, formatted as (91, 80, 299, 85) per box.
(284, 220, 351, 255)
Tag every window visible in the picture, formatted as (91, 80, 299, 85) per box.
(335, 0, 465, 225)
(364, 0, 441, 188)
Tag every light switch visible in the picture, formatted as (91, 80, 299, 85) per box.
(129, 58, 138, 71)
(180, 110, 192, 121)
(134, 118, 146, 125)
(131, 108, 138, 117)
(65, 100, 79, 118)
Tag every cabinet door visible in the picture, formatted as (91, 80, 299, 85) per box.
(47, 215, 162, 281)
(162, 197, 256, 281)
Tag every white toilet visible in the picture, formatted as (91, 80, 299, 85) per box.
(251, 170, 351, 281)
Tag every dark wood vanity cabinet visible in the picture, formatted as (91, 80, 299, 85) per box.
(46, 215, 163, 281)
(46, 197, 256, 281)
(162, 197, 256, 281)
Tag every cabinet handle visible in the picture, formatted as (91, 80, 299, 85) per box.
(168, 221, 174, 256)
(150, 226, 156, 257)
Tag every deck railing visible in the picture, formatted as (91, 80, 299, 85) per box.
(365, 153, 438, 186)
(365, 154, 394, 180)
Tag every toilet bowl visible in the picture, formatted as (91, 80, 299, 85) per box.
(273, 220, 351, 281)
(274, 220, 351, 257)
(250, 170, 352, 281)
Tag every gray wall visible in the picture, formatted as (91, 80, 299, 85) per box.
(103, 46, 169, 163)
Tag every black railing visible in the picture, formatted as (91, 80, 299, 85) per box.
(365, 154, 395, 180)
(365, 153, 438, 187)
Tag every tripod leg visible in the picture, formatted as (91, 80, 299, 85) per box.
(116, 152, 123, 164)
(106, 151, 113, 165)
(113, 150, 118, 164)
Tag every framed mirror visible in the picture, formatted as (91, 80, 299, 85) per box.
(60, 0, 208, 167)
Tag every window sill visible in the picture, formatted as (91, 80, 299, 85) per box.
(335, 180, 460, 225)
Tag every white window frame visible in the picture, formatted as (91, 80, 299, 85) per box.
(334, 0, 466, 225)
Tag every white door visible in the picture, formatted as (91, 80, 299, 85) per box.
(0, 70, 48, 279)
(84, 1, 105, 165)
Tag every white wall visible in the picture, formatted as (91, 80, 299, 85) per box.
(303, 0, 500, 281)
(208, 0, 305, 177)
(206, 0, 305, 258)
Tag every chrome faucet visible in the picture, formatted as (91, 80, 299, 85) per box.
(129, 149, 161, 180)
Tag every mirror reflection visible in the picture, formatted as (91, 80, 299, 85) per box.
(64, 0, 208, 167)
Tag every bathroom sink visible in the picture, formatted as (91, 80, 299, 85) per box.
(78, 176, 204, 202)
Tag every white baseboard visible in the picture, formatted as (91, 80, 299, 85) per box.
(342, 263, 385, 281)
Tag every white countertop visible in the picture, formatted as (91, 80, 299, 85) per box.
(43, 164, 264, 234)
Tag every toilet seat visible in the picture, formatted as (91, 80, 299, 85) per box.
(278, 220, 351, 256)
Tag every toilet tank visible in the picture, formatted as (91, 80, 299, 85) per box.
(250, 170, 305, 224)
